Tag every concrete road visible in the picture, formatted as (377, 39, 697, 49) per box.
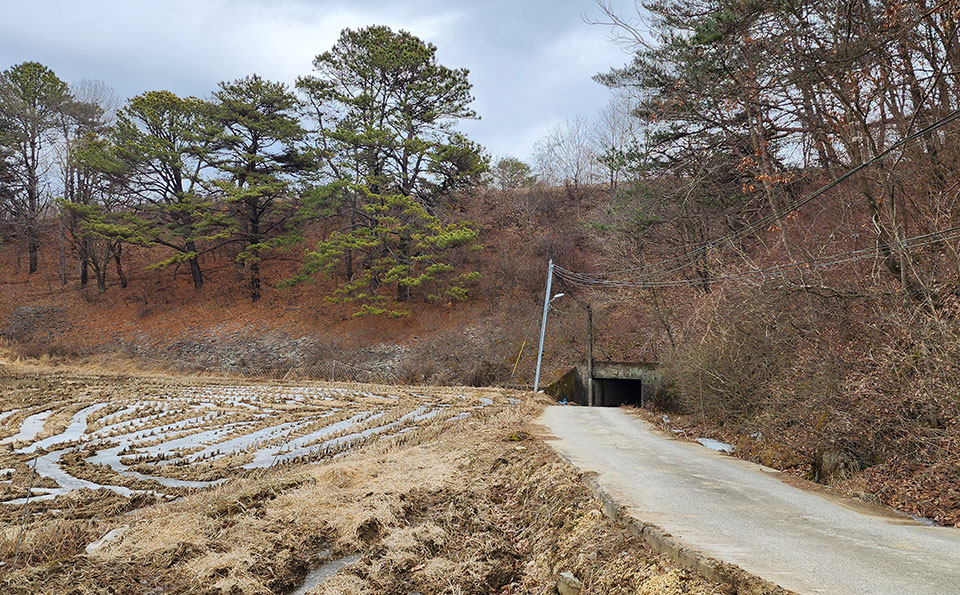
(540, 406, 960, 595)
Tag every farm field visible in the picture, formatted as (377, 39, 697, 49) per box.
(0, 363, 721, 594)
(0, 368, 513, 513)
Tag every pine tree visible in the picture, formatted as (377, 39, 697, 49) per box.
(208, 75, 312, 302)
(296, 26, 487, 312)
(111, 90, 228, 290)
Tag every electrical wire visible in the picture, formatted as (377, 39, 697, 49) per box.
(554, 226, 960, 289)
(574, 108, 960, 282)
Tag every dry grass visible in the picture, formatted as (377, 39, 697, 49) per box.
(0, 364, 521, 585)
(0, 364, 724, 594)
(655, 277, 960, 527)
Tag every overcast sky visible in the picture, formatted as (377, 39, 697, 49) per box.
(0, 0, 636, 160)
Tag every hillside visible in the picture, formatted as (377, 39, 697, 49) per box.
(0, 185, 639, 386)
(6, 2, 960, 592)
(5, 175, 960, 532)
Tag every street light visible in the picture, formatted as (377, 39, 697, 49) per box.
(534, 261, 564, 393)
(532, 261, 594, 406)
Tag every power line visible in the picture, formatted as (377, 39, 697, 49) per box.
(579, 107, 960, 281)
(555, 225, 960, 289)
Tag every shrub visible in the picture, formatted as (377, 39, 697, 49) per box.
(665, 288, 800, 422)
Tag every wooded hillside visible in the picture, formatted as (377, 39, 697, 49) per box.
(5, 2, 960, 525)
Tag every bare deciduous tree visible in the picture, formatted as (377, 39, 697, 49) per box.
(0, 62, 71, 273)
(532, 115, 600, 190)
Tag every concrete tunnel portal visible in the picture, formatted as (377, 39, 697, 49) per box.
(545, 362, 663, 408)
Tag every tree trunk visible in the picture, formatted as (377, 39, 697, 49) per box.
(58, 217, 67, 285)
(862, 182, 925, 301)
(248, 206, 261, 302)
(28, 217, 39, 274)
(345, 208, 356, 280)
(189, 256, 203, 289)
(27, 164, 39, 274)
(185, 241, 203, 289)
(79, 239, 89, 288)
(114, 243, 128, 289)
(250, 261, 261, 302)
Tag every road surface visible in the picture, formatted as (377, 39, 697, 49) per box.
(540, 406, 960, 595)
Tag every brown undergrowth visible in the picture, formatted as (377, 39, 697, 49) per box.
(658, 282, 960, 527)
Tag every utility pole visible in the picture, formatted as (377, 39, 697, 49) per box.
(533, 259, 554, 392)
(586, 305, 594, 406)
(552, 274, 595, 406)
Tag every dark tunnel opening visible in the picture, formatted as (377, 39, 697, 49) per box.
(593, 378, 643, 407)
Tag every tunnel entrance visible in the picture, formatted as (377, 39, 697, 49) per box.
(593, 378, 644, 407)
(545, 362, 662, 407)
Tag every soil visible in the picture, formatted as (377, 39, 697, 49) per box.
(0, 364, 725, 594)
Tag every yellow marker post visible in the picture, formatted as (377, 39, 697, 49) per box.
(510, 339, 526, 380)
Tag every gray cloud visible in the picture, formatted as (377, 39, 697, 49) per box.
(0, 0, 633, 159)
